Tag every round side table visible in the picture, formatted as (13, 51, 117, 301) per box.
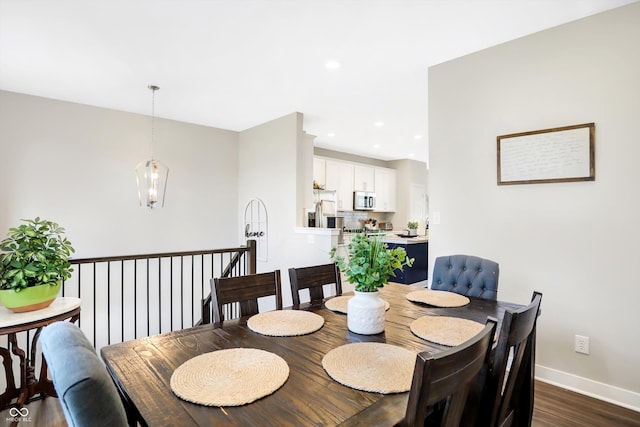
(0, 297, 81, 410)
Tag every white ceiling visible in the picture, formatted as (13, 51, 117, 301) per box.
(1, 0, 636, 164)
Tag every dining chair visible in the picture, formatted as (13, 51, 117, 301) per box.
(40, 321, 130, 427)
(210, 270, 283, 326)
(397, 317, 498, 427)
(288, 263, 342, 306)
(430, 254, 499, 300)
(477, 291, 543, 427)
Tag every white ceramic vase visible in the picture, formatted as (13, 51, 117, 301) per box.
(347, 290, 386, 335)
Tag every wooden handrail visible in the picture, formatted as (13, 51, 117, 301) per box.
(69, 245, 252, 265)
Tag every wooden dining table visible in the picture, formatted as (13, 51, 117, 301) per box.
(100, 283, 524, 426)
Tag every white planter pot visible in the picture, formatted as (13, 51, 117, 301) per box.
(347, 290, 386, 335)
(407, 228, 417, 236)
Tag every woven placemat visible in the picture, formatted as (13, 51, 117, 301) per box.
(324, 296, 390, 314)
(170, 348, 289, 406)
(410, 315, 484, 346)
(247, 310, 324, 336)
(406, 289, 470, 307)
(322, 342, 415, 394)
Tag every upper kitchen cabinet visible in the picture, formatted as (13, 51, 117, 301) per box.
(353, 165, 375, 192)
(313, 157, 326, 188)
(374, 167, 397, 212)
(325, 160, 354, 211)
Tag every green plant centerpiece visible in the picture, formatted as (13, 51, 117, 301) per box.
(331, 233, 413, 334)
(0, 217, 75, 312)
(331, 233, 413, 292)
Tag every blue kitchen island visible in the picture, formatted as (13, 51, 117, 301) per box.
(384, 235, 428, 285)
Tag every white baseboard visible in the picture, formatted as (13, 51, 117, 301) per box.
(536, 364, 640, 413)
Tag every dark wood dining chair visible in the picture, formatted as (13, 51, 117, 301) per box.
(210, 270, 283, 326)
(288, 263, 342, 306)
(477, 291, 543, 427)
(396, 317, 498, 427)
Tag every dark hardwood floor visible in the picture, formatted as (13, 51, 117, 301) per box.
(1, 380, 638, 426)
(532, 381, 640, 427)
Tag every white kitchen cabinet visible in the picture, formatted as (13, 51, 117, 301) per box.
(374, 167, 397, 212)
(325, 160, 354, 211)
(313, 157, 326, 188)
(353, 165, 375, 192)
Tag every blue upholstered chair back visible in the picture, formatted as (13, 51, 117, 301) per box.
(431, 254, 499, 300)
(40, 322, 128, 427)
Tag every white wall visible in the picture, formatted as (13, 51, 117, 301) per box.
(428, 3, 640, 409)
(0, 90, 240, 256)
(389, 159, 429, 230)
(238, 113, 335, 307)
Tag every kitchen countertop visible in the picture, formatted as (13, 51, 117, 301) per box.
(382, 234, 428, 244)
(295, 227, 341, 235)
(341, 230, 428, 244)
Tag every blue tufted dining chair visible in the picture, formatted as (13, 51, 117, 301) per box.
(430, 255, 499, 300)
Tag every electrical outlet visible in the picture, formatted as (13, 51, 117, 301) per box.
(575, 335, 590, 355)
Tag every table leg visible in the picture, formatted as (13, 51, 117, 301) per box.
(0, 344, 19, 408)
(28, 327, 57, 398)
(8, 333, 30, 407)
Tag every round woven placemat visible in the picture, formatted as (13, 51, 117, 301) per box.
(322, 342, 415, 394)
(247, 310, 324, 336)
(410, 315, 484, 346)
(406, 289, 470, 307)
(324, 295, 390, 314)
(170, 348, 289, 406)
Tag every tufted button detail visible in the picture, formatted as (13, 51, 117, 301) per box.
(462, 267, 467, 271)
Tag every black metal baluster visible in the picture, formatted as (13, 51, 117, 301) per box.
(107, 262, 111, 345)
(134, 260, 138, 339)
(146, 259, 150, 337)
(170, 256, 174, 332)
(180, 256, 184, 330)
(93, 263, 96, 347)
(158, 257, 162, 334)
(121, 260, 124, 342)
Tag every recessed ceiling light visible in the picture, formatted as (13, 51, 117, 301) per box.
(325, 60, 341, 70)
(408, 153, 415, 157)
(373, 144, 381, 149)
(374, 121, 384, 127)
(414, 134, 423, 140)
(327, 132, 336, 138)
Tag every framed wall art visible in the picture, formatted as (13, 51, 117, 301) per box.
(497, 123, 595, 185)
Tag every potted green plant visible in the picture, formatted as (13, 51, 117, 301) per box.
(407, 221, 419, 236)
(331, 233, 413, 334)
(0, 217, 75, 312)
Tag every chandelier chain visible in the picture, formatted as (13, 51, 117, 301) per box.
(148, 85, 159, 159)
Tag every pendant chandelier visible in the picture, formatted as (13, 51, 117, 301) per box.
(135, 85, 169, 209)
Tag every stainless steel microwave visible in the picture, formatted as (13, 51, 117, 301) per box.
(353, 191, 376, 210)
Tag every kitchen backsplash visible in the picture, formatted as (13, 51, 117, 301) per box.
(339, 211, 393, 229)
